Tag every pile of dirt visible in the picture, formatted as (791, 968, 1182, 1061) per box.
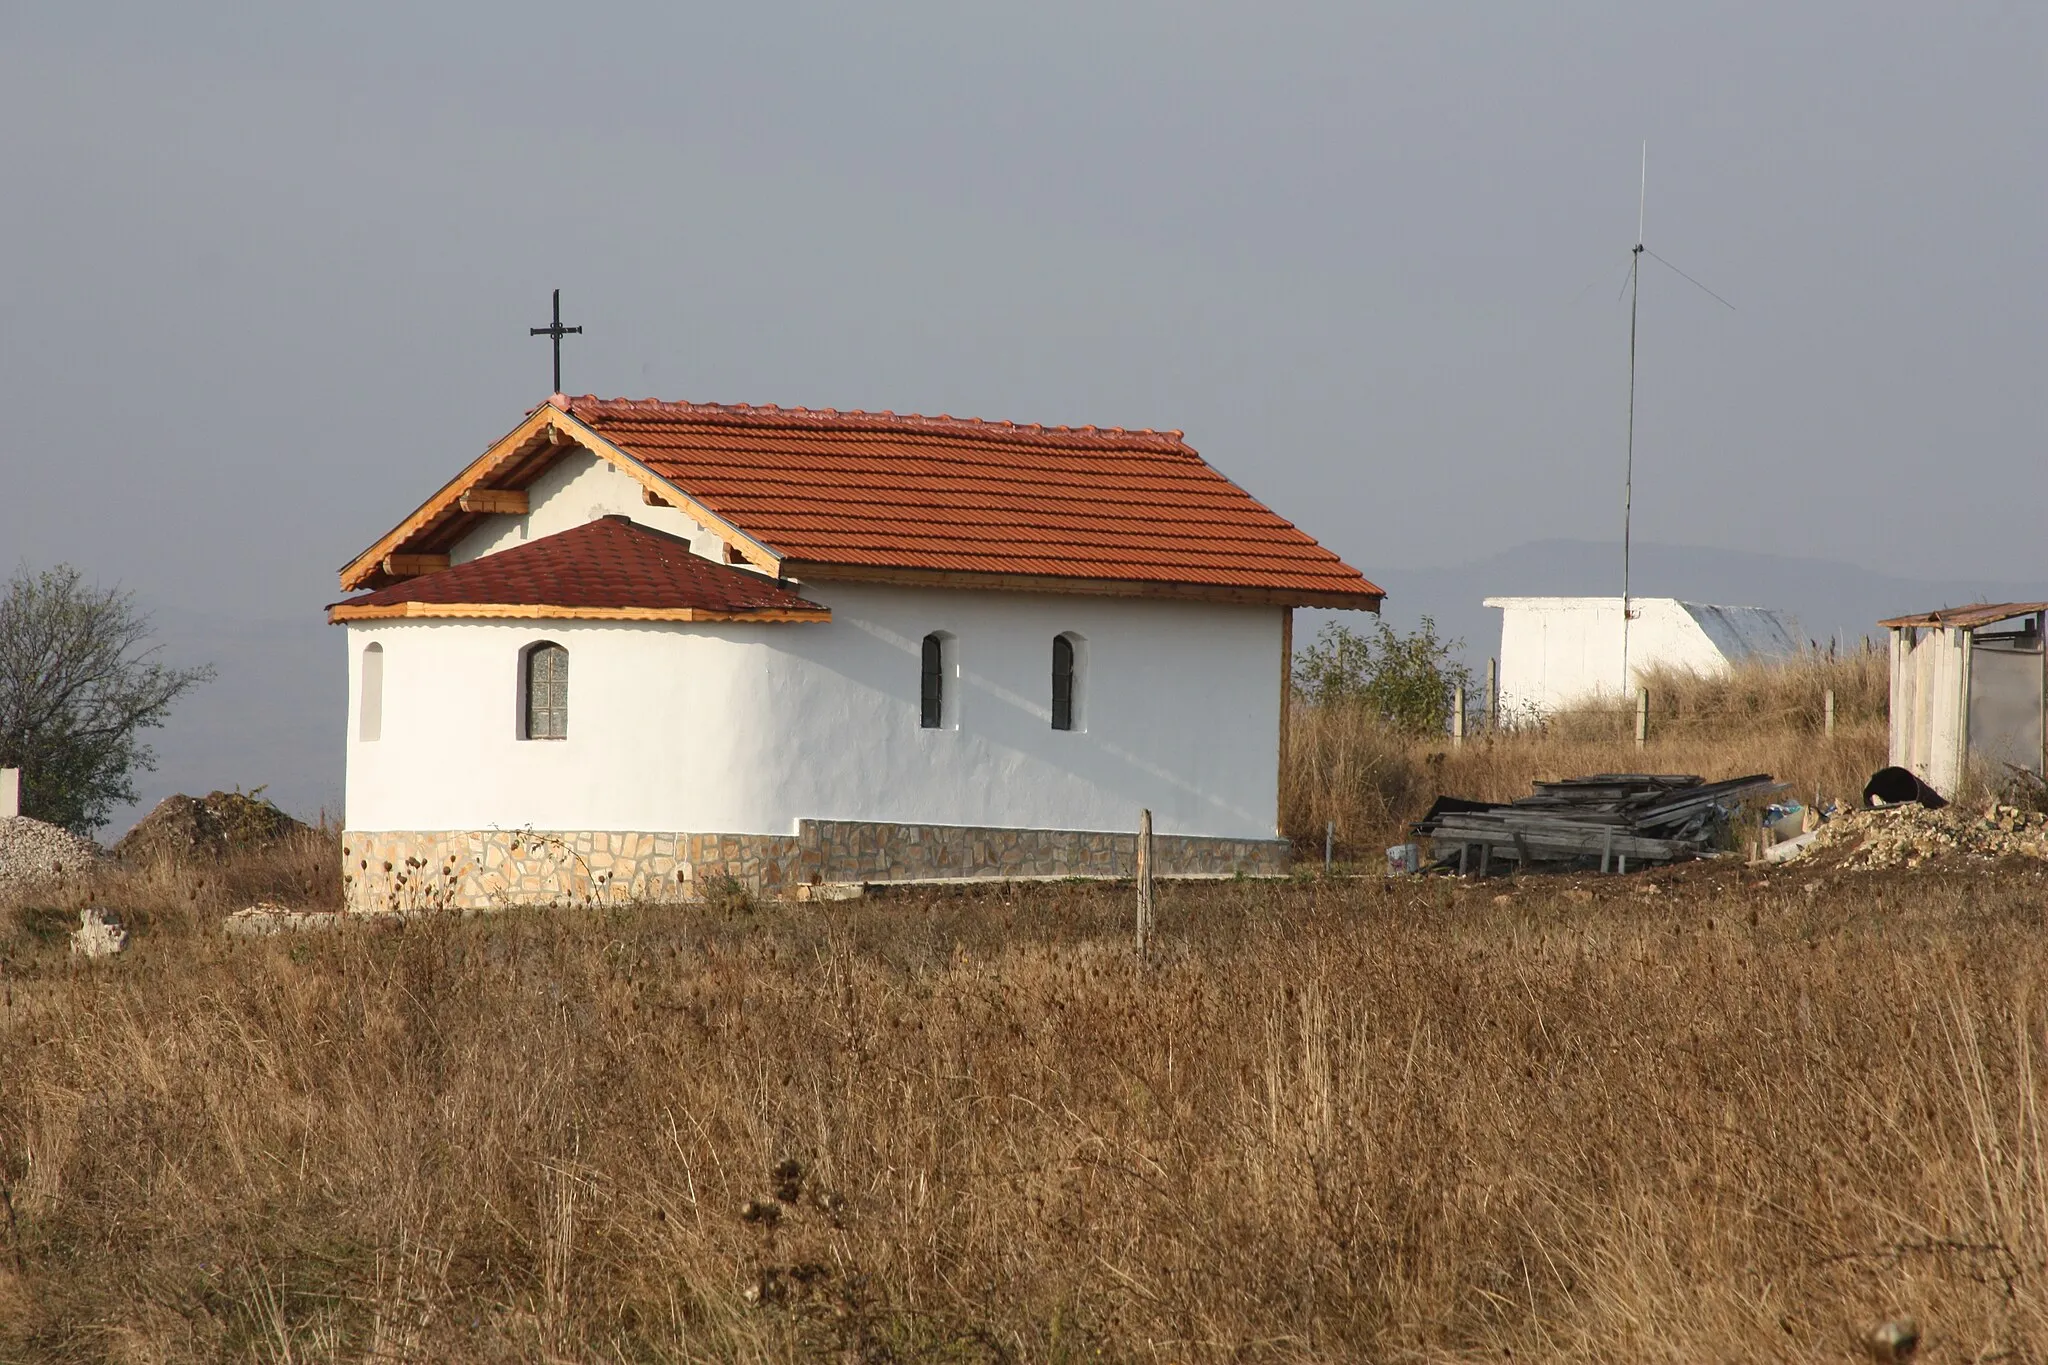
(114, 791, 309, 865)
(0, 816, 104, 896)
(1801, 801, 2048, 870)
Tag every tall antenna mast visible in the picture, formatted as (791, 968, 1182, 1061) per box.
(1621, 142, 1646, 694)
(1614, 145, 1734, 695)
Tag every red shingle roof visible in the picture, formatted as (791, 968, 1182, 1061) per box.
(329, 516, 829, 622)
(564, 397, 1382, 607)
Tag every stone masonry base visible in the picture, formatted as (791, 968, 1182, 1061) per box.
(342, 820, 1291, 913)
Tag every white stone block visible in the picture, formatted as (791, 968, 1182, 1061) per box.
(0, 768, 17, 819)
(71, 908, 127, 958)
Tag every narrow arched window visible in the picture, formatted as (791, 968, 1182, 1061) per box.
(358, 643, 383, 742)
(523, 642, 569, 740)
(920, 633, 945, 729)
(1052, 633, 1081, 731)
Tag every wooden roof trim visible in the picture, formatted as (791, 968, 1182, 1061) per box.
(337, 405, 787, 592)
(779, 560, 1384, 611)
(327, 600, 832, 624)
(339, 406, 559, 591)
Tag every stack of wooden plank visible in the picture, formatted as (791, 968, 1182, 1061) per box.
(1412, 773, 1779, 875)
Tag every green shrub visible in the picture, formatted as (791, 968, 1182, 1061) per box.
(1293, 617, 1476, 736)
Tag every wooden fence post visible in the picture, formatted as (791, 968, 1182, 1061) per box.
(1824, 688, 1835, 741)
(1486, 657, 1499, 732)
(1136, 809, 1154, 958)
(1452, 685, 1466, 748)
(1635, 687, 1649, 749)
(1324, 820, 1334, 874)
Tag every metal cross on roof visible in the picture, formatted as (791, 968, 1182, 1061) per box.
(528, 289, 583, 394)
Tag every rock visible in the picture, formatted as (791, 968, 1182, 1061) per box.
(0, 816, 105, 896)
(223, 902, 342, 937)
(70, 907, 127, 958)
(1763, 830, 1821, 863)
(1862, 1315, 1920, 1362)
(114, 791, 308, 866)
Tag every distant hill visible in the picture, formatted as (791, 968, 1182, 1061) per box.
(1324, 539, 2047, 672)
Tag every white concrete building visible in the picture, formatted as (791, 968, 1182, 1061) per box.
(1484, 596, 1798, 718)
(332, 395, 1382, 909)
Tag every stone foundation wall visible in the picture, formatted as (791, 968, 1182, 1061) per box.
(804, 819, 1287, 883)
(342, 820, 1289, 912)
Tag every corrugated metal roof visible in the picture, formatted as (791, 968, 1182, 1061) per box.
(1678, 603, 1800, 662)
(1879, 602, 2048, 629)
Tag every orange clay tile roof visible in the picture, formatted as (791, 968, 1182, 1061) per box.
(329, 516, 828, 621)
(564, 397, 1383, 605)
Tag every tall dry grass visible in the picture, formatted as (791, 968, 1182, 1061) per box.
(1559, 646, 1888, 740)
(5, 860, 2048, 1361)
(1285, 650, 1893, 856)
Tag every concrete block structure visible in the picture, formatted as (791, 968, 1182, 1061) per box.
(1484, 595, 1798, 718)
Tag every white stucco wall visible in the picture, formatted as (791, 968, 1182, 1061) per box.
(343, 586, 1287, 839)
(451, 450, 729, 564)
(1486, 596, 1795, 716)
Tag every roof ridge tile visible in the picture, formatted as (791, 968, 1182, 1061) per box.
(562, 395, 1197, 451)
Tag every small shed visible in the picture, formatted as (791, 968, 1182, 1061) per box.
(1882, 602, 2047, 798)
(1486, 596, 1799, 717)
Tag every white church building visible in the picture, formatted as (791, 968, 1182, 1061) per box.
(332, 395, 1383, 911)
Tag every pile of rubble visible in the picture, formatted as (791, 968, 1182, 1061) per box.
(1797, 801, 2048, 870)
(0, 815, 104, 896)
(113, 790, 309, 865)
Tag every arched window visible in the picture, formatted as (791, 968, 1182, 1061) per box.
(358, 643, 383, 742)
(523, 642, 569, 740)
(920, 633, 946, 729)
(1052, 633, 1083, 731)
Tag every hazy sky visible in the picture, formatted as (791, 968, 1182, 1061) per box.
(2, 2, 2042, 622)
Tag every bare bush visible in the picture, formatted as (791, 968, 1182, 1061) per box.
(0, 564, 213, 834)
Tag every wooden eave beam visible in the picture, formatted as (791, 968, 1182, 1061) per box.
(381, 554, 451, 578)
(778, 560, 1384, 611)
(458, 489, 530, 515)
(327, 601, 832, 624)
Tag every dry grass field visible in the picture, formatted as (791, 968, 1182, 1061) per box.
(7, 835, 2048, 1362)
(8, 650, 2046, 1363)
